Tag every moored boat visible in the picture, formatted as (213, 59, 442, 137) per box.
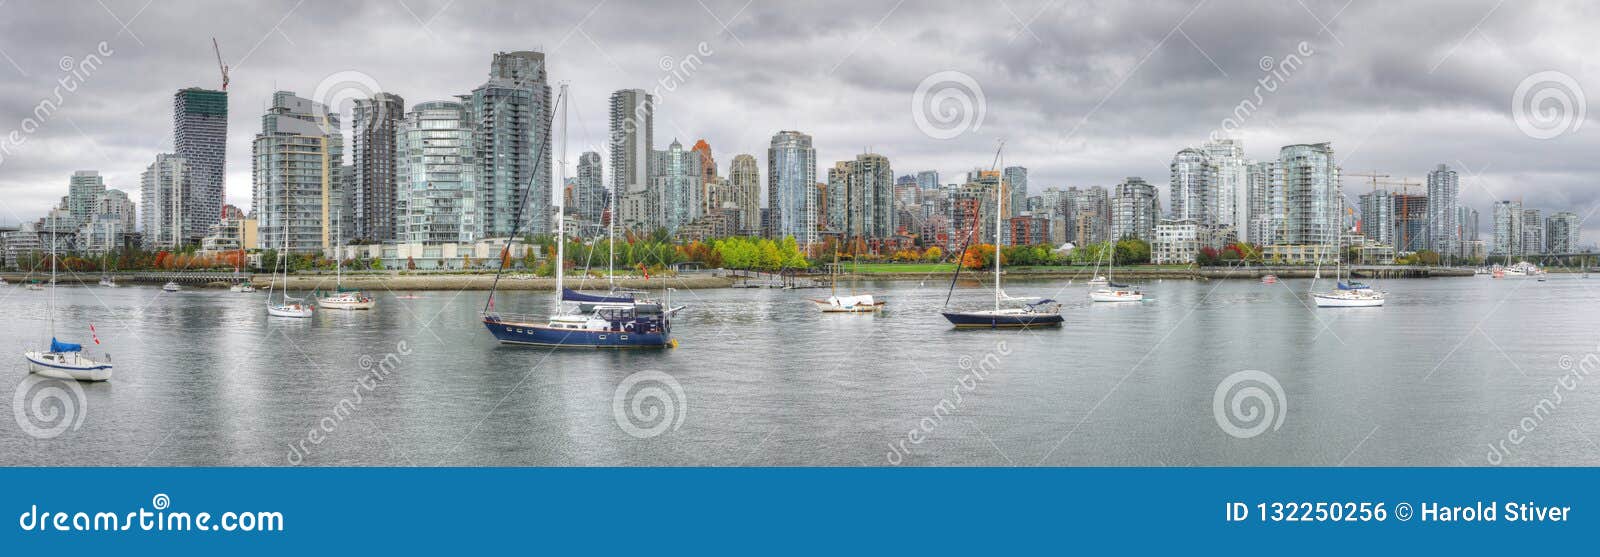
(162, 281, 181, 292)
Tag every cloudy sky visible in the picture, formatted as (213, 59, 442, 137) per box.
(0, 0, 1594, 241)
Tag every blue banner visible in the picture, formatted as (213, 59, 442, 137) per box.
(1, 467, 1591, 553)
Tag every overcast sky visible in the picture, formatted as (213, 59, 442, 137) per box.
(0, 0, 1594, 241)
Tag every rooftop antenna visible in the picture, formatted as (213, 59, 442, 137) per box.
(212, 38, 230, 91)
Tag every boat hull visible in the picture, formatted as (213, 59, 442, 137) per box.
(25, 352, 113, 382)
(318, 298, 375, 310)
(1090, 290, 1143, 302)
(483, 318, 671, 348)
(941, 311, 1064, 328)
(1312, 294, 1386, 307)
(268, 305, 315, 318)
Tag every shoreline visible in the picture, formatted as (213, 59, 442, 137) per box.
(0, 265, 1489, 290)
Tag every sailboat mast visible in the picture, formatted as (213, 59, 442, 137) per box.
(48, 215, 55, 338)
(994, 150, 1004, 313)
(554, 82, 568, 307)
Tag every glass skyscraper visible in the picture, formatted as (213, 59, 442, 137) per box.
(767, 130, 817, 245)
(470, 51, 552, 239)
(396, 100, 478, 245)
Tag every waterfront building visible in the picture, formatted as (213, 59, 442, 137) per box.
(2, 223, 42, 269)
(574, 151, 606, 238)
(1425, 164, 1460, 257)
(200, 210, 258, 254)
(1246, 160, 1283, 245)
(140, 153, 187, 250)
(470, 51, 553, 238)
(768, 130, 818, 245)
(252, 91, 344, 254)
(1008, 215, 1049, 246)
(396, 100, 479, 245)
(1153, 218, 1203, 264)
(1459, 206, 1480, 247)
(1492, 201, 1522, 256)
(691, 139, 716, 212)
(1521, 208, 1544, 255)
(825, 153, 896, 239)
(66, 170, 105, 225)
(1546, 211, 1581, 254)
(1393, 194, 1428, 252)
(329, 237, 536, 271)
(610, 89, 654, 231)
(1203, 138, 1246, 241)
(95, 189, 137, 236)
(173, 87, 227, 245)
(1003, 166, 1028, 219)
(351, 92, 405, 242)
(1169, 148, 1213, 227)
(1279, 143, 1341, 257)
(728, 154, 760, 235)
(1075, 186, 1111, 244)
(1357, 189, 1395, 248)
(1111, 177, 1158, 242)
(916, 170, 939, 191)
(650, 139, 702, 234)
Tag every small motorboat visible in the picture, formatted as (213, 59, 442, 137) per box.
(1261, 274, 1278, 285)
(25, 281, 44, 291)
(162, 281, 181, 292)
(229, 283, 256, 293)
(0, 277, 8, 286)
(99, 276, 119, 288)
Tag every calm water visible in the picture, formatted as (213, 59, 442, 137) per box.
(2, 275, 1598, 466)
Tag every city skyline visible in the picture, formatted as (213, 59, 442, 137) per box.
(0, 0, 1594, 242)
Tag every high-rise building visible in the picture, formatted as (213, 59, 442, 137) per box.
(1111, 177, 1159, 242)
(1358, 189, 1395, 247)
(1425, 163, 1460, 257)
(396, 100, 479, 245)
(1521, 208, 1544, 255)
(916, 170, 939, 192)
(1546, 211, 1581, 254)
(66, 170, 105, 225)
(1169, 148, 1213, 226)
(351, 92, 405, 242)
(469, 51, 553, 238)
(650, 139, 702, 234)
(1279, 143, 1341, 250)
(252, 91, 344, 254)
(728, 154, 760, 235)
(1459, 206, 1479, 247)
(610, 89, 654, 231)
(691, 139, 716, 213)
(95, 188, 136, 235)
(1492, 201, 1522, 256)
(768, 130, 817, 245)
(1003, 166, 1028, 219)
(574, 151, 606, 238)
(173, 88, 227, 245)
(825, 153, 896, 239)
(1246, 160, 1283, 245)
(141, 153, 187, 250)
(1204, 138, 1246, 240)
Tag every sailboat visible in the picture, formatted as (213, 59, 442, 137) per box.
(163, 280, 181, 292)
(812, 226, 885, 313)
(317, 210, 375, 310)
(24, 220, 113, 381)
(1090, 241, 1143, 302)
(562, 177, 644, 312)
(98, 275, 118, 288)
(941, 142, 1063, 328)
(1312, 235, 1384, 307)
(267, 206, 314, 318)
(482, 84, 676, 348)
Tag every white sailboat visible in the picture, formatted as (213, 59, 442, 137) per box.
(163, 280, 181, 292)
(1090, 241, 1143, 302)
(267, 208, 314, 318)
(812, 224, 885, 313)
(1312, 236, 1384, 308)
(24, 221, 113, 381)
(317, 211, 375, 311)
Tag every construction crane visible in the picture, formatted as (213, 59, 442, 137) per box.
(1348, 171, 1422, 193)
(212, 37, 230, 91)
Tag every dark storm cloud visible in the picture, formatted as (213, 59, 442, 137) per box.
(0, 0, 1594, 240)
